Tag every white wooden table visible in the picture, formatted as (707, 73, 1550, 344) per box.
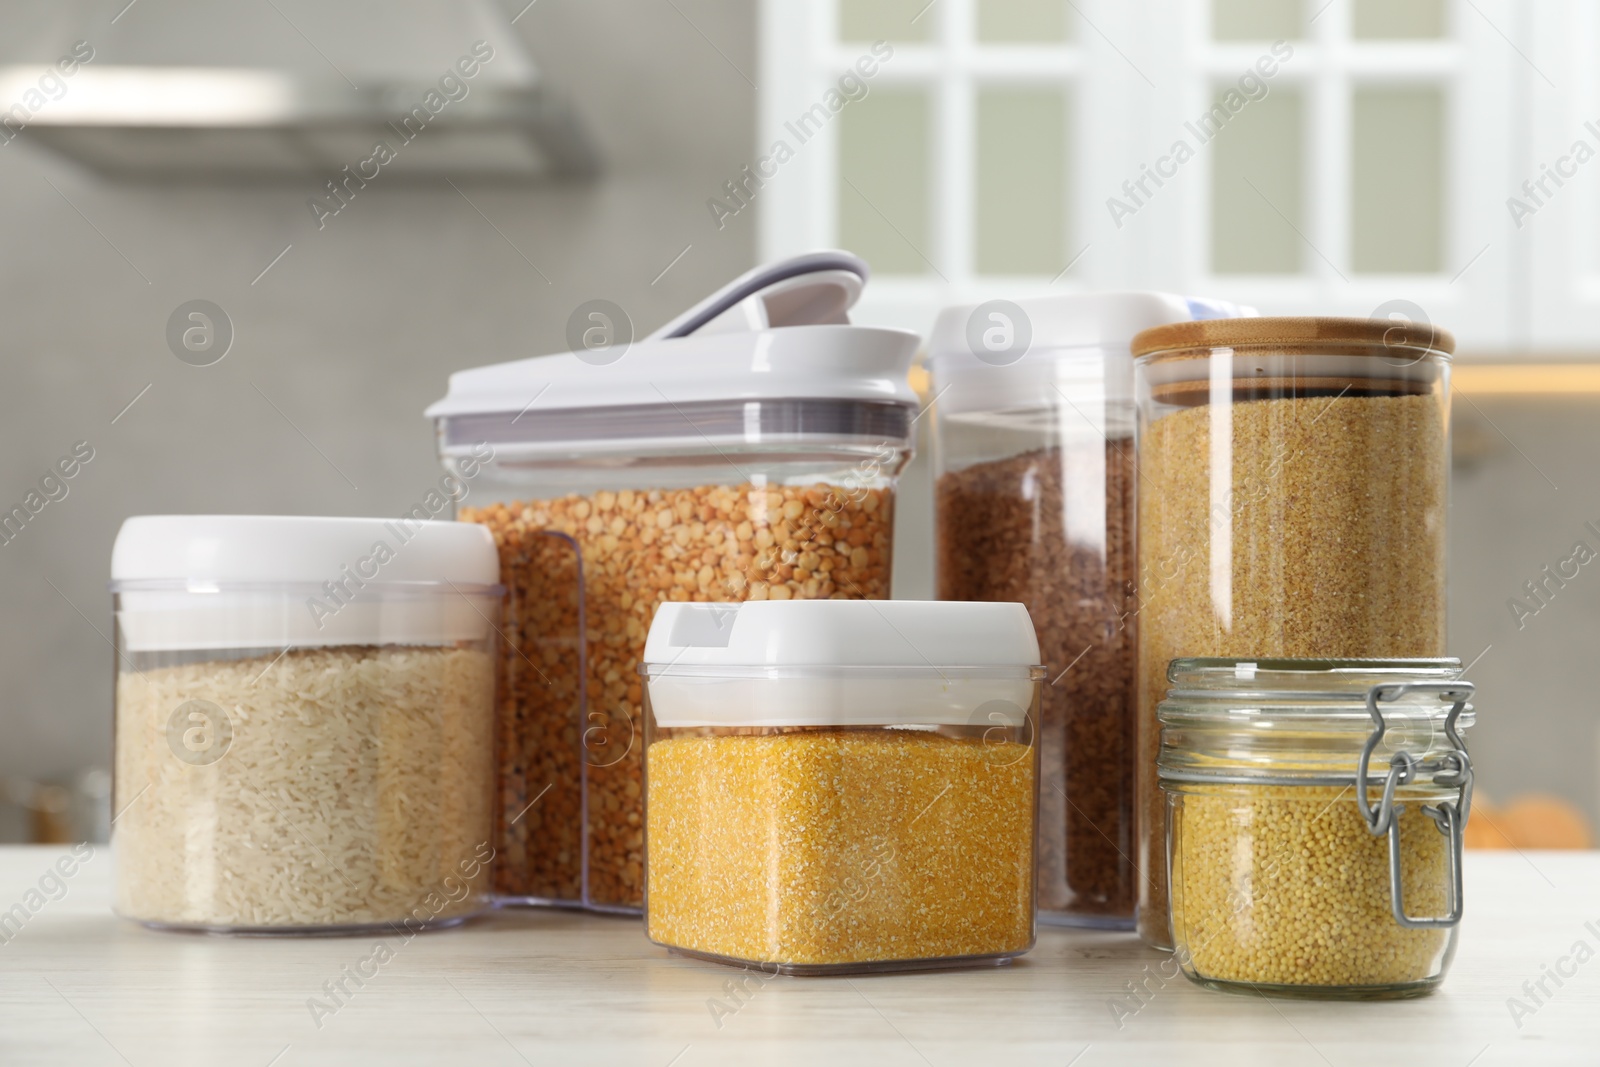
(0, 846, 1594, 1065)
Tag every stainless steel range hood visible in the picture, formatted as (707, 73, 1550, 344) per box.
(0, 0, 597, 181)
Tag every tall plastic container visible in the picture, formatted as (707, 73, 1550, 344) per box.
(1131, 317, 1453, 948)
(426, 252, 920, 912)
(926, 292, 1248, 928)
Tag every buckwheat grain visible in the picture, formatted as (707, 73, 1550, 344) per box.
(936, 442, 1136, 923)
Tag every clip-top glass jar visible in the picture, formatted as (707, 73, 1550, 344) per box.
(927, 292, 1249, 928)
(1160, 658, 1473, 998)
(1132, 317, 1454, 948)
(428, 253, 919, 912)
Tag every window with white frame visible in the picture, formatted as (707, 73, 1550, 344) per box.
(759, 0, 1567, 356)
(1528, 0, 1600, 352)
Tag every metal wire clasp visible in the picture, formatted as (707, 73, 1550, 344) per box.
(1354, 681, 1474, 930)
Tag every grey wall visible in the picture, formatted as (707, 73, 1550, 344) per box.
(2, 0, 1595, 839)
(1450, 397, 1600, 829)
(0, 0, 758, 786)
(882, 391, 1600, 827)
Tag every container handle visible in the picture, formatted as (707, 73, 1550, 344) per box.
(1356, 681, 1474, 930)
(646, 250, 868, 341)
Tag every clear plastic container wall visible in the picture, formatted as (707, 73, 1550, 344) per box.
(453, 438, 908, 912)
(934, 387, 1137, 927)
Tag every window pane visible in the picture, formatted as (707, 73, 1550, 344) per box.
(976, 87, 1068, 275)
(839, 0, 934, 43)
(977, 0, 1071, 42)
(1213, 0, 1302, 41)
(1351, 87, 1444, 273)
(1353, 0, 1445, 39)
(1210, 86, 1304, 274)
(839, 88, 933, 275)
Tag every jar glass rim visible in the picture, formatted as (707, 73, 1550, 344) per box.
(1159, 658, 1475, 783)
(1166, 656, 1461, 694)
(1161, 660, 1473, 729)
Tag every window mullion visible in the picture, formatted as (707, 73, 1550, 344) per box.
(1312, 2, 1351, 294)
(936, 0, 975, 290)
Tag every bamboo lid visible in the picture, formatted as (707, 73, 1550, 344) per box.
(1130, 316, 1455, 360)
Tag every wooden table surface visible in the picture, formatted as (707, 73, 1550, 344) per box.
(0, 846, 1595, 1065)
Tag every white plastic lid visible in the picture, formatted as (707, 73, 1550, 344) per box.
(425, 252, 919, 461)
(926, 291, 1255, 422)
(110, 515, 500, 652)
(642, 600, 1042, 729)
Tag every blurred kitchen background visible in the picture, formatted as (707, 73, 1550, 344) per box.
(0, 0, 1594, 848)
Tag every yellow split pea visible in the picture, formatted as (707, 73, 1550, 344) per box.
(463, 483, 893, 908)
(646, 730, 1036, 968)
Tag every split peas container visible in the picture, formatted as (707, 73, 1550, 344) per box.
(427, 253, 919, 911)
(640, 600, 1043, 974)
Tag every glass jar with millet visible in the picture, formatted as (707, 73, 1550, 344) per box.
(1161, 657, 1474, 998)
(1130, 317, 1453, 948)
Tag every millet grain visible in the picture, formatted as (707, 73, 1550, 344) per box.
(1135, 392, 1447, 945)
(646, 729, 1035, 967)
(1171, 786, 1451, 989)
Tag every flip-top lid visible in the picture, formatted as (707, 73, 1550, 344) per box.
(426, 252, 919, 460)
(927, 291, 1254, 423)
(641, 600, 1043, 728)
(110, 515, 500, 651)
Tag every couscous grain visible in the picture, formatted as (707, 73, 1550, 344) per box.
(645, 729, 1034, 968)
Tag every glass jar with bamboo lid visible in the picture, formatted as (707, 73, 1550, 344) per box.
(1131, 317, 1453, 948)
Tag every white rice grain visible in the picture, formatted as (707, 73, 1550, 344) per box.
(113, 646, 495, 930)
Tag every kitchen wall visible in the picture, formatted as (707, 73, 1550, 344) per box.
(0, 0, 759, 793)
(2, 0, 1593, 839)
(1449, 395, 1600, 829)
(894, 390, 1600, 830)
